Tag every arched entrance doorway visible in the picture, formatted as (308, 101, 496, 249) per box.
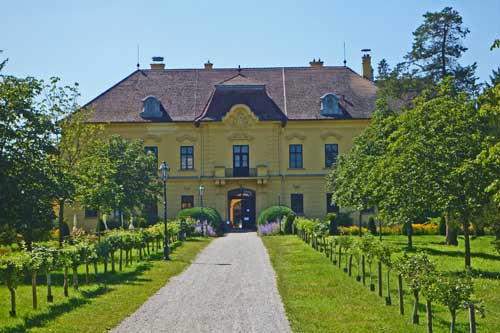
(227, 188, 256, 230)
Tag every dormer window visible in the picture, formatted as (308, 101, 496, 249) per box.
(320, 93, 342, 116)
(140, 96, 164, 119)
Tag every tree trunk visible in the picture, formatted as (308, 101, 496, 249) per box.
(111, 251, 115, 272)
(104, 254, 108, 273)
(94, 261, 98, 282)
(72, 265, 79, 290)
(362, 255, 366, 286)
(379, 218, 383, 241)
(469, 303, 476, 333)
(369, 262, 375, 291)
(359, 211, 362, 237)
(385, 269, 392, 305)
(407, 221, 413, 249)
(398, 274, 404, 315)
(378, 261, 383, 297)
(8, 287, 16, 317)
(125, 250, 128, 267)
(64, 266, 69, 297)
(427, 300, 433, 333)
(348, 254, 353, 276)
(119, 249, 123, 271)
(413, 290, 420, 324)
(31, 271, 37, 309)
(338, 247, 342, 268)
(445, 212, 458, 246)
(47, 272, 53, 302)
(450, 310, 456, 333)
(58, 198, 65, 247)
(463, 217, 471, 268)
(441, 26, 448, 79)
(85, 260, 89, 284)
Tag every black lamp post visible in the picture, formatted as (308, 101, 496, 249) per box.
(278, 194, 282, 234)
(199, 184, 205, 237)
(159, 161, 170, 260)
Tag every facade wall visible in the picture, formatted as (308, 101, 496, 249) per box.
(67, 105, 370, 231)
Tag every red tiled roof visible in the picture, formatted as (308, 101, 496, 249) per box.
(85, 66, 377, 123)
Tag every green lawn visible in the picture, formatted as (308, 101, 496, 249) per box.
(263, 235, 500, 333)
(0, 238, 211, 333)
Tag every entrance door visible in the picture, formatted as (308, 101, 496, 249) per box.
(228, 188, 256, 230)
(233, 145, 249, 177)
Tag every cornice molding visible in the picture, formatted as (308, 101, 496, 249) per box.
(285, 132, 306, 141)
(320, 131, 342, 141)
(175, 134, 198, 143)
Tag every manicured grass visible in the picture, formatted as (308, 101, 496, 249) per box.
(0, 238, 211, 333)
(263, 235, 500, 333)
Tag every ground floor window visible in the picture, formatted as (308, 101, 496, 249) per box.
(181, 195, 194, 209)
(84, 208, 98, 218)
(326, 193, 340, 213)
(291, 193, 304, 214)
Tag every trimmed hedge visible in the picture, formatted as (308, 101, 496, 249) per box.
(176, 207, 224, 235)
(257, 205, 294, 225)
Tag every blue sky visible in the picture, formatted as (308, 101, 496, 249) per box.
(2, 0, 499, 104)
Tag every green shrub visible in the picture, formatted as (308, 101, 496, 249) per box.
(284, 214, 296, 234)
(336, 213, 353, 227)
(60, 221, 70, 238)
(438, 216, 446, 236)
(176, 207, 223, 236)
(368, 217, 377, 235)
(326, 213, 338, 235)
(257, 205, 294, 225)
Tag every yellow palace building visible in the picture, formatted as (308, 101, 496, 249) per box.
(73, 54, 377, 231)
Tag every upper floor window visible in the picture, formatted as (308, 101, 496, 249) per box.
(180, 146, 194, 170)
(320, 93, 342, 117)
(325, 144, 338, 168)
(289, 144, 303, 169)
(291, 193, 304, 215)
(181, 195, 194, 209)
(144, 146, 158, 165)
(140, 96, 164, 119)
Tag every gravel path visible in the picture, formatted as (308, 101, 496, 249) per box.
(111, 232, 291, 333)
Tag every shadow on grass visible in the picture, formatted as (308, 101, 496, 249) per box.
(2, 240, 196, 333)
(400, 246, 500, 262)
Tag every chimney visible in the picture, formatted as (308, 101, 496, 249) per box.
(204, 60, 213, 70)
(309, 58, 324, 68)
(150, 56, 165, 70)
(361, 49, 373, 81)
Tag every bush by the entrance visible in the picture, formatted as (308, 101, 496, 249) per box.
(176, 207, 224, 235)
(258, 205, 294, 225)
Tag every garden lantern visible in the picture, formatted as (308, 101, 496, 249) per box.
(159, 161, 170, 260)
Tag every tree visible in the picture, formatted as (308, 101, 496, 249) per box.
(383, 79, 493, 267)
(328, 100, 398, 236)
(50, 101, 104, 246)
(405, 7, 479, 95)
(434, 273, 476, 333)
(78, 135, 160, 225)
(0, 70, 61, 247)
(396, 253, 436, 325)
(485, 67, 500, 88)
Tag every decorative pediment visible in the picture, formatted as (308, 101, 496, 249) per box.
(286, 132, 306, 141)
(222, 104, 258, 129)
(176, 134, 198, 143)
(227, 132, 254, 141)
(320, 131, 342, 140)
(143, 134, 162, 143)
